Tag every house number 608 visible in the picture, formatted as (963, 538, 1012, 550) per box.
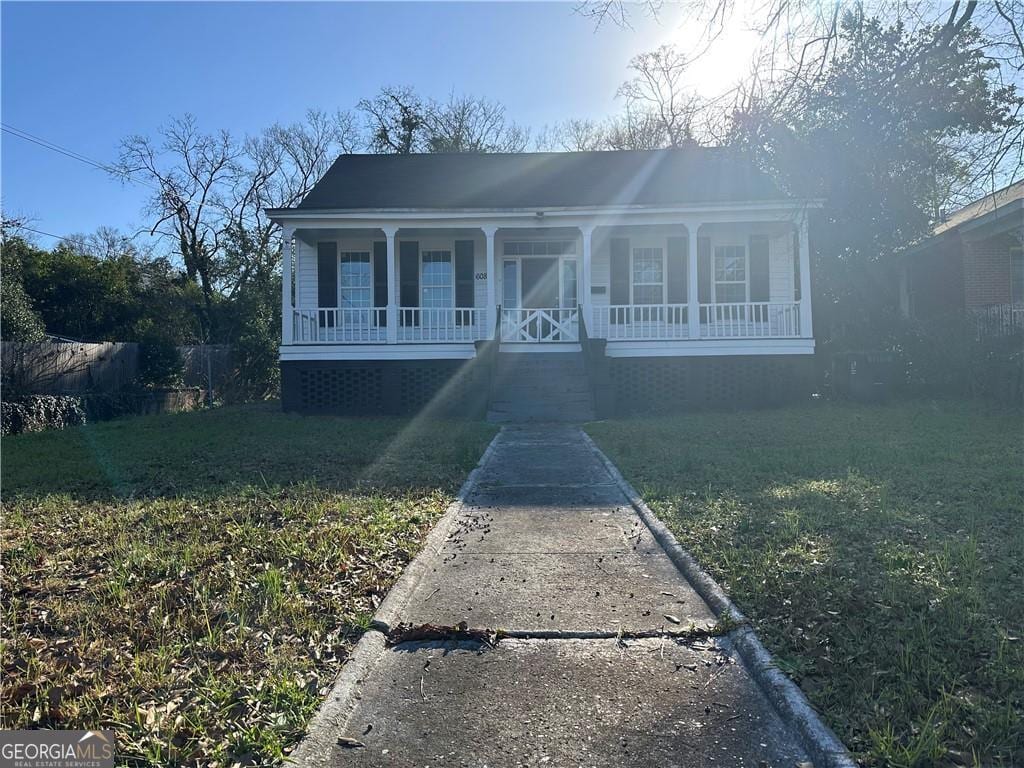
(475, 272, 487, 280)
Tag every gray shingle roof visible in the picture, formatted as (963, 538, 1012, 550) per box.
(294, 148, 787, 211)
(933, 179, 1024, 235)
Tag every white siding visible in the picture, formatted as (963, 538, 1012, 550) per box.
(297, 233, 488, 310)
(296, 239, 318, 308)
(769, 232, 795, 303)
(589, 224, 796, 305)
(294, 225, 797, 310)
(591, 240, 610, 309)
(472, 235, 487, 310)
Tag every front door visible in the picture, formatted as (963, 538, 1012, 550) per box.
(521, 257, 559, 308)
(504, 257, 578, 342)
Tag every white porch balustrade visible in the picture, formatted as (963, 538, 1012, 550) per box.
(397, 307, 488, 343)
(592, 304, 689, 340)
(293, 308, 388, 343)
(701, 302, 801, 339)
(500, 308, 579, 342)
(282, 215, 813, 346)
(292, 307, 488, 344)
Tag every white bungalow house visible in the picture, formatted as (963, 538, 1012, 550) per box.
(267, 149, 818, 419)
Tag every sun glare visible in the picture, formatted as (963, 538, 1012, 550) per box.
(657, 3, 766, 97)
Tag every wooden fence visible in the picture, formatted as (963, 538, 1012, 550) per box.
(972, 303, 1024, 338)
(1, 341, 233, 396)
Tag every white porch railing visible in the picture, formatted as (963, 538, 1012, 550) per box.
(293, 308, 387, 343)
(701, 302, 801, 338)
(501, 308, 579, 342)
(292, 307, 487, 343)
(591, 304, 689, 340)
(292, 302, 804, 344)
(397, 307, 488, 342)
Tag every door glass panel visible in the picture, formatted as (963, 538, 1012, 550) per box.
(521, 258, 559, 308)
(503, 259, 518, 308)
(562, 259, 578, 308)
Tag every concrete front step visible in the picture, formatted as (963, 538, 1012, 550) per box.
(491, 384, 593, 397)
(488, 350, 595, 423)
(486, 411, 595, 424)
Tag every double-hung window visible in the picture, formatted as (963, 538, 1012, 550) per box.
(339, 252, 371, 308)
(421, 250, 453, 307)
(632, 247, 664, 305)
(714, 245, 747, 303)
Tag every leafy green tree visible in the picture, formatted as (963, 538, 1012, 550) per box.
(0, 236, 47, 342)
(5, 230, 202, 344)
(730, 11, 1021, 347)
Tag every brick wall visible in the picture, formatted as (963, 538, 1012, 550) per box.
(962, 232, 1016, 309)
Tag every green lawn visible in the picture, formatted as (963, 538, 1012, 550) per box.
(1, 404, 496, 765)
(587, 401, 1023, 767)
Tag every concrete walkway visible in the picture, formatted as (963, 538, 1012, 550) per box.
(298, 425, 814, 767)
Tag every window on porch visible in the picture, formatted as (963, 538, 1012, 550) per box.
(713, 245, 747, 303)
(632, 247, 664, 304)
(339, 252, 372, 308)
(421, 250, 453, 307)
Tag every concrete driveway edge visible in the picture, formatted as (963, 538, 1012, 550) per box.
(370, 429, 503, 633)
(579, 428, 858, 768)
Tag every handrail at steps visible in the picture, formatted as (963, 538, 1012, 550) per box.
(577, 305, 610, 418)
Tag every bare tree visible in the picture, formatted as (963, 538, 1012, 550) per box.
(573, 0, 662, 29)
(357, 86, 426, 154)
(578, 0, 1022, 188)
(224, 110, 360, 295)
(536, 118, 610, 151)
(424, 93, 530, 153)
(604, 108, 671, 150)
(117, 115, 238, 339)
(618, 44, 710, 147)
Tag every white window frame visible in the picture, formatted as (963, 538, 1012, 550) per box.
(713, 244, 749, 304)
(500, 238, 580, 309)
(420, 248, 454, 308)
(338, 250, 373, 309)
(631, 246, 665, 306)
(562, 258, 578, 309)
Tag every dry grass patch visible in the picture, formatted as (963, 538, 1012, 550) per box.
(1, 404, 495, 765)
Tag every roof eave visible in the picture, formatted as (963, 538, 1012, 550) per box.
(265, 198, 825, 222)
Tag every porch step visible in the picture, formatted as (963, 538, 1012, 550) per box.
(487, 350, 595, 423)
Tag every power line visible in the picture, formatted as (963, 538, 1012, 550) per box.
(5, 224, 79, 244)
(1, 122, 163, 193)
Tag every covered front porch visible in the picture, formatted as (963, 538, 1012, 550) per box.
(277, 207, 814, 355)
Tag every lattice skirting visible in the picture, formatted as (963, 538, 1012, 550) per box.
(602, 355, 815, 415)
(280, 359, 490, 417)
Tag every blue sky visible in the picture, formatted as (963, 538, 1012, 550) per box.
(2, 1, 753, 248)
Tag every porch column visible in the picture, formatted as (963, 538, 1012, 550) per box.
(383, 226, 398, 343)
(281, 226, 295, 345)
(687, 222, 701, 339)
(483, 226, 497, 338)
(798, 214, 813, 338)
(580, 225, 594, 329)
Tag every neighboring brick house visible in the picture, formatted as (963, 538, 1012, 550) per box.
(899, 181, 1024, 333)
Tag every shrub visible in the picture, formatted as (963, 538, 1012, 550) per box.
(829, 313, 1024, 405)
(892, 315, 1023, 403)
(0, 279, 46, 343)
(136, 336, 184, 389)
(0, 395, 85, 436)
